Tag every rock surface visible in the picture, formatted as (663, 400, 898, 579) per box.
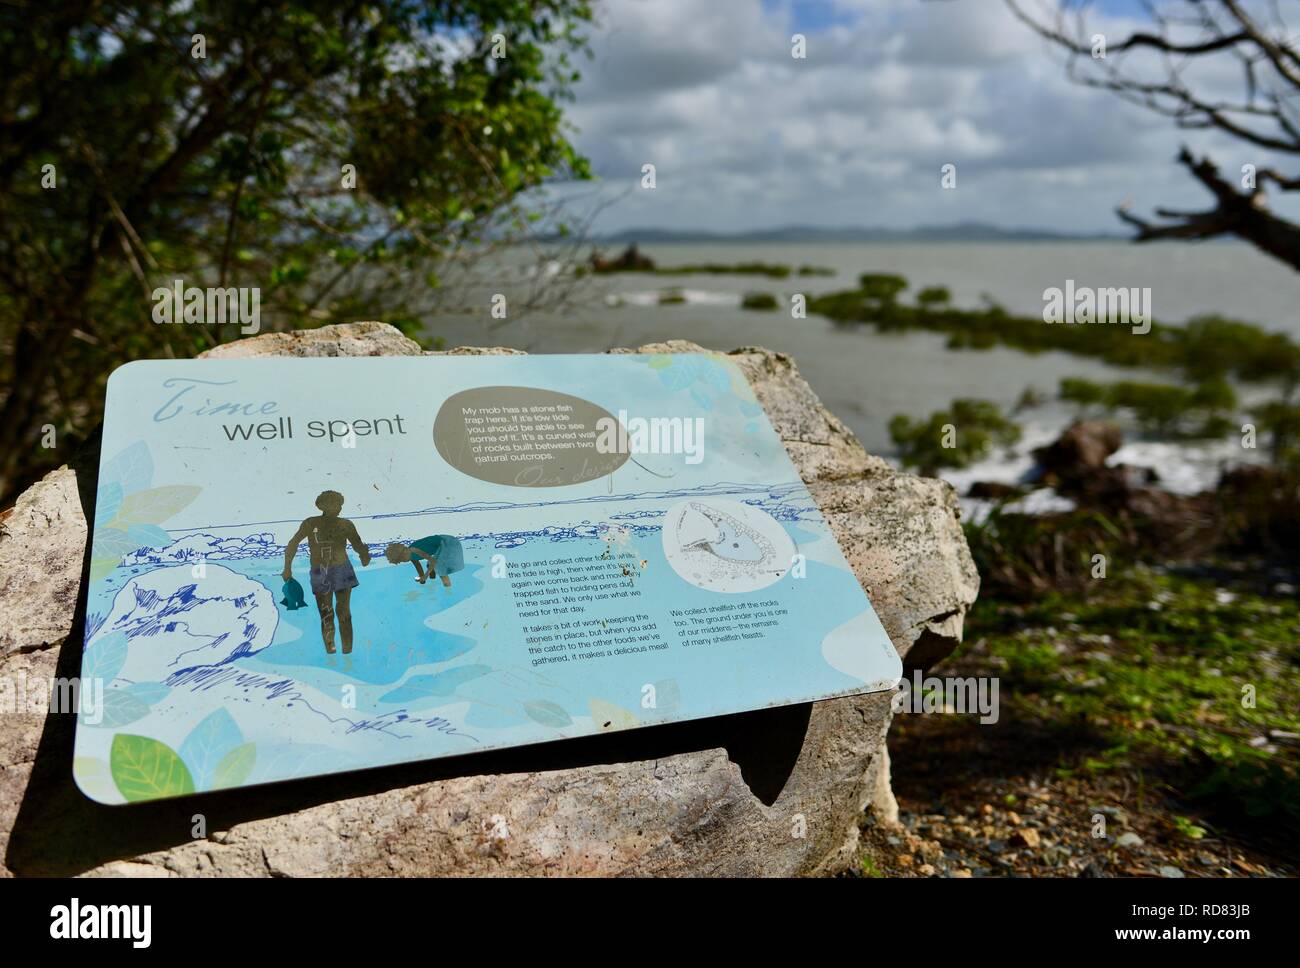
(0, 322, 978, 877)
(0, 466, 85, 657)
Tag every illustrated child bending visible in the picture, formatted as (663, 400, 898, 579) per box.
(283, 490, 371, 654)
(385, 534, 465, 588)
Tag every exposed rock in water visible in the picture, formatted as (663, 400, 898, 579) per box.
(967, 481, 1026, 501)
(589, 243, 655, 273)
(1032, 420, 1123, 486)
(0, 323, 978, 877)
(1032, 420, 1167, 512)
(94, 563, 277, 683)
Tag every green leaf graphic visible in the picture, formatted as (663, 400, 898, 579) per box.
(110, 485, 200, 526)
(110, 733, 195, 802)
(588, 698, 638, 732)
(523, 700, 572, 728)
(211, 743, 256, 790)
(73, 757, 119, 803)
(89, 557, 119, 583)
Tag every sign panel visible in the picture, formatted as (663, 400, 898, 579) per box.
(74, 353, 900, 803)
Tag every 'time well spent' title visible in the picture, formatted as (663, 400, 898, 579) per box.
(150, 377, 407, 444)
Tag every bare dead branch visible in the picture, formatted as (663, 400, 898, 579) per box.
(1006, 0, 1300, 270)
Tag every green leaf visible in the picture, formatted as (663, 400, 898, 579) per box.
(211, 743, 257, 790)
(110, 734, 195, 802)
(89, 557, 119, 583)
(588, 698, 638, 732)
(109, 485, 201, 526)
(73, 757, 119, 803)
(523, 699, 572, 728)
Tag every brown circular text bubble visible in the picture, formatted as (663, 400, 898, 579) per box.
(434, 386, 629, 487)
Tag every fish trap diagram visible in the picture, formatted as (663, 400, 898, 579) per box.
(662, 498, 796, 593)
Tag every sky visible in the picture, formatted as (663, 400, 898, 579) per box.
(552, 0, 1300, 235)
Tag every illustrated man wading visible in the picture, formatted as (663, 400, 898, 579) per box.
(283, 490, 371, 654)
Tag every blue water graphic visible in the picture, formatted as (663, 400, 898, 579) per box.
(253, 561, 483, 685)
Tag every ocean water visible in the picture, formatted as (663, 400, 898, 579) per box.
(420, 240, 1300, 492)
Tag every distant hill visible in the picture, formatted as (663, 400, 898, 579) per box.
(588, 222, 1123, 244)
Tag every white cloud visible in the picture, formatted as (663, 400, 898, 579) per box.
(552, 0, 1300, 233)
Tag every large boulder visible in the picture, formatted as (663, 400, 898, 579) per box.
(0, 323, 977, 877)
